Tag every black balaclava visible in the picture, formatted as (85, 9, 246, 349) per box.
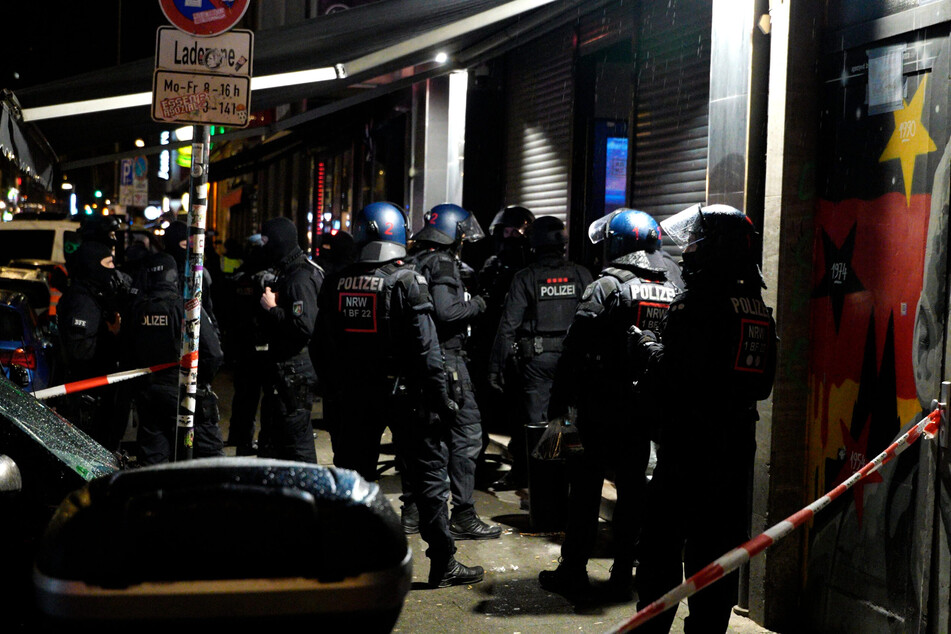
(261, 217, 300, 266)
(164, 220, 190, 271)
(143, 252, 179, 295)
(74, 240, 116, 292)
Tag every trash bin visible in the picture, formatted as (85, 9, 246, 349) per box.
(525, 422, 569, 532)
(33, 457, 412, 633)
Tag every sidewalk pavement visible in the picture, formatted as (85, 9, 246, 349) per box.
(205, 368, 777, 634)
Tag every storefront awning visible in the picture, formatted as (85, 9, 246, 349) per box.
(14, 0, 601, 169)
(0, 94, 55, 189)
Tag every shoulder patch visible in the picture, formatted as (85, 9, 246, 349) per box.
(292, 300, 304, 316)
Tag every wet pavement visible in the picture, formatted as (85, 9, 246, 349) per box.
(209, 367, 776, 634)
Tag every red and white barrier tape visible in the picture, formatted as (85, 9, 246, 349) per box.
(31, 356, 192, 401)
(608, 407, 943, 633)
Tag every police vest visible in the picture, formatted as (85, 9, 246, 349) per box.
(411, 249, 468, 347)
(531, 263, 586, 335)
(599, 267, 677, 332)
(129, 290, 182, 385)
(722, 291, 777, 401)
(332, 262, 430, 375)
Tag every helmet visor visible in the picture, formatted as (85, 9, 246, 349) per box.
(458, 214, 486, 242)
(587, 213, 615, 245)
(660, 204, 705, 250)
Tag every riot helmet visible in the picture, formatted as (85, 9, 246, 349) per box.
(489, 205, 534, 238)
(662, 203, 761, 285)
(413, 203, 485, 246)
(588, 208, 666, 272)
(261, 216, 300, 265)
(352, 201, 409, 263)
(528, 215, 567, 251)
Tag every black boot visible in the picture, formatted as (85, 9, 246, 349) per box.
(449, 507, 502, 540)
(400, 503, 420, 535)
(605, 562, 635, 603)
(429, 557, 485, 588)
(538, 561, 590, 600)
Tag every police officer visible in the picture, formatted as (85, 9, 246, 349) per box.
(315, 201, 483, 588)
(407, 203, 500, 540)
(57, 240, 125, 448)
(126, 252, 225, 464)
(224, 235, 272, 455)
(163, 220, 216, 319)
(470, 205, 534, 487)
(488, 216, 593, 488)
(257, 216, 324, 463)
(629, 204, 777, 633)
(539, 209, 679, 602)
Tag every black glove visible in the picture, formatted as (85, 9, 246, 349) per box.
(627, 326, 660, 366)
(471, 295, 487, 313)
(439, 397, 460, 420)
(487, 372, 504, 393)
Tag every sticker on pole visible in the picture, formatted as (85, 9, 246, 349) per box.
(152, 70, 250, 127)
(159, 0, 251, 37)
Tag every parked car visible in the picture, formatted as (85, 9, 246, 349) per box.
(0, 371, 121, 631)
(0, 218, 81, 266)
(5, 259, 69, 318)
(0, 289, 58, 393)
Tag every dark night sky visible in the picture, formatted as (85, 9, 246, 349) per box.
(0, 2, 167, 93)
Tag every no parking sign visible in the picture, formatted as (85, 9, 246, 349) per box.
(159, 0, 251, 37)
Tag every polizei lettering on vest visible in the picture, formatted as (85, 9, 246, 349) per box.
(540, 283, 576, 297)
(631, 284, 676, 303)
(338, 276, 385, 292)
(730, 296, 771, 318)
(142, 314, 169, 327)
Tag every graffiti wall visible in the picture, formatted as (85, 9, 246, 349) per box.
(805, 28, 950, 632)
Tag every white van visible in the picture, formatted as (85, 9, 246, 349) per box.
(0, 219, 81, 265)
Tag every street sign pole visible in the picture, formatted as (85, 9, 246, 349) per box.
(174, 124, 210, 462)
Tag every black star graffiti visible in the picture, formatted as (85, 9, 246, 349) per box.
(812, 223, 865, 332)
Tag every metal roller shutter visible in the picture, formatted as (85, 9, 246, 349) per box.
(504, 26, 575, 224)
(630, 0, 712, 233)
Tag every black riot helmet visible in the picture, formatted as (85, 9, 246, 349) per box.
(352, 201, 409, 263)
(662, 203, 762, 286)
(413, 203, 485, 246)
(489, 205, 534, 238)
(528, 215, 567, 251)
(588, 208, 666, 272)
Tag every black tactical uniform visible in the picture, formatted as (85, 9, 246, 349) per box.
(126, 253, 225, 464)
(631, 205, 778, 634)
(488, 216, 593, 483)
(407, 203, 500, 540)
(257, 217, 323, 464)
(225, 239, 273, 455)
(315, 201, 483, 588)
(57, 241, 124, 448)
(541, 209, 679, 602)
(469, 206, 534, 485)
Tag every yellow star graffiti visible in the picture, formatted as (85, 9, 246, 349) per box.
(879, 74, 938, 206)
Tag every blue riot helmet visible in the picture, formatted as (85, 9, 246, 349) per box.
(413, 203, 486, 246)
(588, 208, 666, 272)
(662, 203, 761, 285)
(352, 201, 409, 263)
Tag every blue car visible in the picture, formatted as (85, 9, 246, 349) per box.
(0, 290, 57, 393)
